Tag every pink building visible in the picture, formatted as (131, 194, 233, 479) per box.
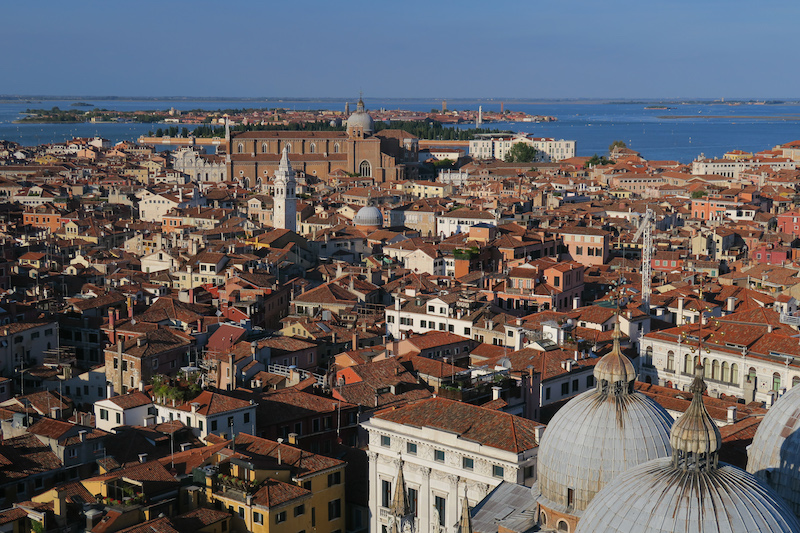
(557, 227, 610, 266)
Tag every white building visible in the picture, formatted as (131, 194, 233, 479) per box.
(639, 320, 800, 405)
(435, 208, 497, 238)
(95, 390, 154, 432)
(172, 147, 227, 183)
(363, 397, 542, 533)
(137, 189, 203, 222)
(691, 156, 796, 180)
(153, 389, 256, 441)
(469, 133, 576, 162)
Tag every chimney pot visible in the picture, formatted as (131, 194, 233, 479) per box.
(138, 453, 148, 463)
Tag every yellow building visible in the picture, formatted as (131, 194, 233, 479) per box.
(201, 433, 347, 533)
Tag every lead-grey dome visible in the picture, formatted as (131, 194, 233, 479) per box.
(346, 97, 374, 135)
(576, 364, 800, 533)
(747, 382, 800, 519)
(353, 205, 383, 228)
(535, 320, 674, 518)
(575, 459, 800, 533)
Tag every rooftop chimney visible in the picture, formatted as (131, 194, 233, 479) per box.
(491, 386, 501, 401)
(138, 453, 148, 463)
(727, 405, 737, 424)
(136, 337, 145, 347)
(288, 433, 298, 445)
(78, 430, 87, 442)
(534, 425, 545, 444)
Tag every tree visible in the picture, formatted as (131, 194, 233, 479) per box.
(609, 140, 627, 153)
(585, 154, 614, 168)
(504, 142, 538, 163)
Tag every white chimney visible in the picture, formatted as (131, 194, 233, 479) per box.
(534, 425, 545, 444)
(138, 453, 148, 463)
(491, 386, 501, 401)
(727, 296, 736, 313)
(727, 405, 737, 423)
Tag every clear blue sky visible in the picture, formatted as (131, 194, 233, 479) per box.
(1, 0, 796, 99)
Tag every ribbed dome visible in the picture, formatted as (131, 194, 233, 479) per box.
(670, 364, 721, 460)
(747, 382, 800, 518)
(346, 97, 374, 134)
(574, 459, 800, 533)
(576, 364, 800, 533)
(535, 317, 673, 516)
(353, 205, 383, 228)
(593, 320, 636, 387)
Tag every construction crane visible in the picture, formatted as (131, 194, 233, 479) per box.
(632, 207, 654, 312)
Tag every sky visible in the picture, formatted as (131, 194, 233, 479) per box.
(1, 0, 797, 100)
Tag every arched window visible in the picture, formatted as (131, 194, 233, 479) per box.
(731, 363, 739, 383)
(703, 358, 709, 376)
(262, 142, 268, 153)
(244, 177, 250, 189)
(793, 376, 800, 388)
(333, 142, 340, 153)
(684, 354, 692, 374)
(237, 143, 244, 153)
(666, 350, 675, 371)
(309, 142, 316, 154)
(285, 142, 292, 152)
(773, 372, 781, 391)
(722, 362, 730, 382)
(712, 360, 720, 381)
(644, 346, 653, 367)
(748, 367, 757, 385)
(540, 511, 547, 527)
(359, 160, 372, 177)
(557, 520, 569, 532)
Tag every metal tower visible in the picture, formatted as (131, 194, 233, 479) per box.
(632, 207, 654, 312)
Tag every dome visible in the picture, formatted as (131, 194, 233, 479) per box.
(353, 205, 383, 228)
(747, 382, 800, 518)
(534, 319, 674, 522)
(346, 97, 374, 135)
(575, 365, 800, 533)
(575, 459, 800, 533)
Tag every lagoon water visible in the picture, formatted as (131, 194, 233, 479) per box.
(1, 98, 799, 163)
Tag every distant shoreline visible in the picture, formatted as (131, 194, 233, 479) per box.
(2, 96, 800, 105)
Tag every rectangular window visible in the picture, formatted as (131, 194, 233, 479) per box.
(545, 387, 551, 400)
(462, 457, 474, 470)
(327, 471, 341, 487)
(561, 382, 569, 396)
(100, 409, 108, 420)
(211, 420, 218, 431)
(382, 480, 391, 508)
(275, 511, 286, 524)
(381, 435, 391, 447)
(407, 442, 417, 455)
(434, 496, 446, 527)
(294, 504, 305, 517)
(493, 465, 504, 478)
(408, 487, 418, 516)
(115, 413, 121, 424)
(253, 512, 263, 524)
(434, 450, 445, 462)
(328, 499, 342, 520)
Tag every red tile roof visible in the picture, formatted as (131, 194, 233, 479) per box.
(373, 397, 542, 453)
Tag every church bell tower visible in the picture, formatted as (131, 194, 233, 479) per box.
(273, 146, 297, 232)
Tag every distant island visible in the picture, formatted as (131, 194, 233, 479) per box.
(70, 102, 94, 107)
